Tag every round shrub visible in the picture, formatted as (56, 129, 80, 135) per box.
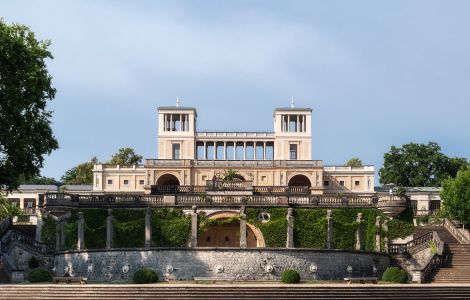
(27, 268, 52, 283)
(281, 269, 301, 283)
(382, 267, 408, 283)
(133, 268, 158, 284)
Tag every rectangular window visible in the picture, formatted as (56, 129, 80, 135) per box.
(261, 175, 267, 182)
(172, 143, 181, 160)
(339, 181, 345, 186)
(107, 179, 113, 185)
(355, 181, 360, 186)
(123, 179, 129, 186)
(324, 180, 329, 186)
(139, 180, 145, 185)
(289, 144, 297, 160)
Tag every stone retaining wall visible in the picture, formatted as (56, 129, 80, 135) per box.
(54, 248, 389, 282)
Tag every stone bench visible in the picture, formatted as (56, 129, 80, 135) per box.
(53, 276, 87, 284)
(193, 277, 236, 283)
(343, 277, 378, 284)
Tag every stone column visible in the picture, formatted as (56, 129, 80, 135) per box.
(77, 212, 85, 250)
(55, 221, 61, 251)
(191, 205, 198, 248)
(383, 219, 389, 253)
(35, 210, 43, 243)
(145, 207, 152, 249)
(223, 142, 227, 160)
(254, 142, 257, 160)
(243, 142, 247, 160)
(60, 219, 66, 250)
(239, 207, 247, 248)
(203, 142, 207, 160)
(263, 142, 267, 160)
(356, 213, 364, 250)
(106, 209, 113, 249)
(375, 216, 381, 252)
(327, 209, 334, 249)
(286, 208, 294, 248)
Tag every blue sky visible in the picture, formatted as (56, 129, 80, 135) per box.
(2, 1, 470, 182)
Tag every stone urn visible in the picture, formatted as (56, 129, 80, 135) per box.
(377, 195, 407, 218)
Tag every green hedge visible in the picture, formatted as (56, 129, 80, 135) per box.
(382, 266, 408, 283)
(281, 269, 301, 283)
(133, 268, 158, 283)
(246, 208, 287, 248)
(387, 207, 414, 240)
(41, 215, 57, 245)
(27, 268, 52, 283)
(152, 208, 191, 247)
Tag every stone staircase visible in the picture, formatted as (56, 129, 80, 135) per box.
(0, 285, 470, 299)
(0, 267, 10, 283)
(433, 244, 470, 283)
(413, 226, 458, 244)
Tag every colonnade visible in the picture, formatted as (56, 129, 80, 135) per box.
(54, 208, 386, 252)
(197, 141, 274, 160)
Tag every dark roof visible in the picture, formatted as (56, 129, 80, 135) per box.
(275, 107, 312, 112)
(18, 185, 58, 192)
(62, 185, 93, 191)
(375, 186, 441, 193)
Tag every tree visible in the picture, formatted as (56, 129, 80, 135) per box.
(441, 167, 470, 226)
(109, 147, 142, 165)
(61, 157, 98, 185)
(0, 194, 22, 220)
(18, 174, 57, 185)
(379, 142, 468, 187)
(346, 157, 362, 168)
(0, 20, 58, 191)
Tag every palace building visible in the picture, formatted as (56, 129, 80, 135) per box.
(92, 105, 375, 196)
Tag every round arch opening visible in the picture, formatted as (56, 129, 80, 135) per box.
(156, 174, 180, 186)
(198, 212, 265, 247)
(288, 174, 311, 187)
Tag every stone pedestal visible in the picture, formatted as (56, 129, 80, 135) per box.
(356, 213, 364, 250)
(77, 212, 85, 250)
(327, 209, 334, 249)
(375, 216, 381, 252)
(239, 207, 247, 248)
(191, 206, 198, 248)
(286, 208, 294, 248)
(106, 209, 113, 249)
(145, 207, 152, 249)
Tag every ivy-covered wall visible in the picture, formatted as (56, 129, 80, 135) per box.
(246, 208, 288, 248)
(42, 207, 414, 251)
(152, 208, 191, 247)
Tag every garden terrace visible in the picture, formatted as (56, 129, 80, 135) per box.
(40, 193, 405, 209)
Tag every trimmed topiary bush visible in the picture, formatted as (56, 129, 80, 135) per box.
(27, 268, 52, 283)
(382, 267, 408, 283)
(281, 269, 301, 283)
(133, 268, 158, 284)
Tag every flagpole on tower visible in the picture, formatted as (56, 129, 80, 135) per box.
(176, 97, 180, 107)
(290, 97, 295, 108)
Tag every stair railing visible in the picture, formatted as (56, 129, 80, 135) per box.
(388, 232, 434, 255)
(443, 218, 470, 244)
(419, 231, 444, 282)
(2, 230, 54, 255)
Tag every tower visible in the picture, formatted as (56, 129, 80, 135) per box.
(157, 106, 197, 160)
(273, 107, 312, 160)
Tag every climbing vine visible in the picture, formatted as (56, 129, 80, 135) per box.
(246, 208, 287, 248)
(152, 208, 191, 247)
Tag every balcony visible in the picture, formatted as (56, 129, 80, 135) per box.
(145, 159, 323, 168)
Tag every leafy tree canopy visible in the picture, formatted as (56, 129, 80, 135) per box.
(18, 174, 57, 185)
(109, 147, 142, 165)
(0, 194, 23, 220)
(0, 20, 58, 191)
(379, 142, 468, 187)
(61, 157, 98, 185)
(346, 157, 362, 168)
(441, 167, 470, 225)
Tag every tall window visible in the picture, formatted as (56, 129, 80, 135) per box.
(289, 144, 297, 160)
(172, 143, 181, 160)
